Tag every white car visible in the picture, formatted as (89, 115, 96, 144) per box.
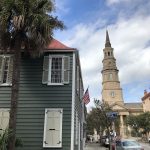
(116, 139, 144, 150)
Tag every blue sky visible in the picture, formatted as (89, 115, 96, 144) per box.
(53, 0, 150, 111)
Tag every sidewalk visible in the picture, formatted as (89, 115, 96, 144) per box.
(84, 142, 108, 150)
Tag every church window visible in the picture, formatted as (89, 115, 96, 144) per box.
(108, 73, 113, 80)
(110, 91, 115, 97)
(108, 52, 110, 56)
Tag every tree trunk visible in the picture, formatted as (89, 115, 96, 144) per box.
(8, 36, 21, 150)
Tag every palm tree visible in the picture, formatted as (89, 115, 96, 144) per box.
(0, 0, 64, 150)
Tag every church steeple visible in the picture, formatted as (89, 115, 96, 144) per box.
(105, 30, 111, 47)
(101, 31, 124, 105)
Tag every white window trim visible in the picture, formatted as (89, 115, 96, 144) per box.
(71, 53, 75, 150)
(0, 83, 12, 86)
(47, 55, 65, 85)
(0, 55, 13, 86)
(48, 55, 63, 85)
(0, 108, 10, 112)
(43, 108, 63, 148)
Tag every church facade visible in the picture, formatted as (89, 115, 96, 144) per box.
(101, 31, 147, 137)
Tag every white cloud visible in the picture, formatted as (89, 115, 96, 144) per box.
(107, 0, 136, 5)
(54, 1, 150, 111)
(53, 0, 70, 15)
(108, 16, 150, 85)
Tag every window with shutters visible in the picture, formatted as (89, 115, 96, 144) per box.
(42, 55, 70, 85)
(43, 108, 63, 148)
(0, 109, 10, 134)
(0, 55, 13, 86)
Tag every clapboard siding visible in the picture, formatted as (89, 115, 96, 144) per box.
(17, 53, 73, 150)
(0, 86, 11, 108)
(0, 52, 73, 150)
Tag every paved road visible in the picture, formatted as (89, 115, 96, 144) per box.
(84, 143, 108, 150)
(141, 142, 150, 150)
(84, 142, 150, 150)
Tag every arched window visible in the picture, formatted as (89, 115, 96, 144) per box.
(110, 91, 115, 97)
(108, 73, 113, 80)
(108, 52, 110, 56)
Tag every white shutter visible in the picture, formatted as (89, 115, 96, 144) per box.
(44, 109, 63, 148)
(1, 111, 9, 129)
(0, 109, 9, 133)
(63, 56, 70, 84)
(0, 56, 4, 84)
(42, 56, 49, 84)
(7, 56, 13, 85)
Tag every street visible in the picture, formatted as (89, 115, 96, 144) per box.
(141, 142, 150, 150)
(84, 142, 150, 150)
(84, 143, 105, 150)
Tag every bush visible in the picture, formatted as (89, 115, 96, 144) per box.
(0, 129, 23, 150)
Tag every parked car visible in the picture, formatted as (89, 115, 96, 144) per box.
(105, 137, 109, 147)
(100, 136, 106, 146)
(116, 139, 144, 150)
(100, 136, 109, 147)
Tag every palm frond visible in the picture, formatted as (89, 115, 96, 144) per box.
(0, 0, 64, 56)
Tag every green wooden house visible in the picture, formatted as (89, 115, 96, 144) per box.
(0, 39, 86, 150)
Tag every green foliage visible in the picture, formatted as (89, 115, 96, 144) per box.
(86, 111, 95, 135)
(0, 129, 12, 150)
(0, 0, 64, 56)
(86, 101, 119, 136)
(0, 129, 23, 150)
(138, 112, 150, 133)
(0, 1, 64, 149)
(126, 112, 150, 136)
(126, 115, 140, 131)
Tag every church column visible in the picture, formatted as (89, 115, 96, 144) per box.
(120, 115, 124, 137)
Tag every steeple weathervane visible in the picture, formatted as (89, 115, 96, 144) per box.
(105, 30, 111, 47)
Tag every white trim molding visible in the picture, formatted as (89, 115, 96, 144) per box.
(71, 52, 76, 150)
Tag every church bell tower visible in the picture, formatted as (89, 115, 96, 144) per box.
(101, 30, 124, 105)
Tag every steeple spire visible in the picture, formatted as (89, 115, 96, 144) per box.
(105, 30, 111, 47)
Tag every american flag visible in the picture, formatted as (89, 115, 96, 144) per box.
(82, 88, 90, 105)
